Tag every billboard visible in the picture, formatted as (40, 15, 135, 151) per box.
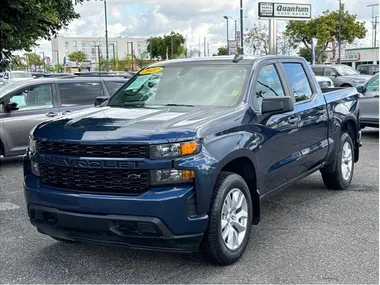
(259, 2, 311, 19)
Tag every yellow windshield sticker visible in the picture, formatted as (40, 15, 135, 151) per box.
(232, 90, 239, 96)
(139, 66, 164, 75)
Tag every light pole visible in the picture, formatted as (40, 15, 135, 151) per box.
(240, 0, 244, 54)
(368, 3, 379, 47)
(225, 16, 248, 46)
(338, 0, 342, 64)
(223, 16, 229, 54)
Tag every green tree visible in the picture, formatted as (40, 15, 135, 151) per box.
(147, 32, 186, 60)
(67, 51, 87, 69)
(285, 6, 366, 60)
(0, 0, 82, 71)
(245, 24, 270, 55)
(215, 47, 228, 56)
(24, 53, 44, 71)
(10, 55, 27, 71)
(299, 47, 328, 63)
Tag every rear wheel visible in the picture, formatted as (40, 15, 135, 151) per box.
(201, 172, 253, 265)
(322, 132, 354, 190)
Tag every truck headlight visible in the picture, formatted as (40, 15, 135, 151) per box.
(150, 169, 195, 185)
(29, 137, 37, 153)
(149, 140, 201, 159)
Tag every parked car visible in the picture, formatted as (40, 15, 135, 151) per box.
(311, 64, 371, 87)
(357, 74, 379, 128)
(357, 64, 379, 75)
(0, 76, 127, 157)
(42, 73, 73, 78)
(315, 75, 335, 88)
(24, 55, 361, 265)
(2, 71, 34, 82)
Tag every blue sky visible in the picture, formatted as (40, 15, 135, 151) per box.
(34, 0, 378, 59)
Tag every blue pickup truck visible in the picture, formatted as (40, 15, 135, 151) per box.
(23, 55, 361, 265)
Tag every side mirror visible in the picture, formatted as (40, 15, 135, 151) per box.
(356, 85, 365, 94)
(6, 102, 19, 112)
(262, 96, 294, 115)
(94, 96, 108, 106)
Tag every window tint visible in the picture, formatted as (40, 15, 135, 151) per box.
(312, 67, 324, 76)
(104, 81, 125, 95)
(282, 63, 313, 102)
(10, 84, 53, 111)
(253, 64, 285, 111)
(366, 75, 379, 92)
(58, 82, 102, 107)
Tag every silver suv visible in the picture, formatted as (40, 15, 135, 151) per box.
(0, 77, 127, 157)
(311, 64, 372, 87)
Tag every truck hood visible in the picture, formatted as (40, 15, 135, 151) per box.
(33, 106, 230, 142)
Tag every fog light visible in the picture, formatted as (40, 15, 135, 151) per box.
(31, 161, 40, 177)
(151, 169, 195, 185)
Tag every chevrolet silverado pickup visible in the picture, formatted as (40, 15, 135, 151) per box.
(23, 55, 362, 265)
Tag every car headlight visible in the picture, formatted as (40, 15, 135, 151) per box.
(150, 169, 195, 185)
(29, 137, 37, 153)
(149, 140, 201, 159)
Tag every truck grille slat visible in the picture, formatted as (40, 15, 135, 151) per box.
(40, 165, 149, 195)
(37, 141, 148, 158)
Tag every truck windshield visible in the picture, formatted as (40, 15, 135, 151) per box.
(335, 65, 360, 76)
(108, 65, 249, 108)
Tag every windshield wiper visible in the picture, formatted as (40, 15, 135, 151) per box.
(163, 103, 195, 107)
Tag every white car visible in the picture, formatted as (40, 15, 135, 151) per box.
(315, 76, 335, 88)
(2, 71, 33, 83)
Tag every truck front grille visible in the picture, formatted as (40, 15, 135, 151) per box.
(37, 141, 148, 158)
(40, 165, 149, 195)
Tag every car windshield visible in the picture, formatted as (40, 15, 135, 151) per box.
(12, 72, 32, 78)
(335, 65, 360, 76)
(108, 64, 249, 108)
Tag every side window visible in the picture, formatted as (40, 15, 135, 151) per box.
(366, 76, 379, 92)
(104, 81, 125, 96)
(282, 63, 313, 103)
(253, 64, 285, 111)
(325, 68, 337, 77)
(9, 85, 53, 111)
(312, 67, 324, 76)
(58, 82, 102, 107)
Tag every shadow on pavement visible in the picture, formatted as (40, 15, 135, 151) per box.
(362, 128, 378, 140)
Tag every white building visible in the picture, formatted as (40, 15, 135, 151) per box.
(51, 36, 149, 70)
(325, 47, 379, 69)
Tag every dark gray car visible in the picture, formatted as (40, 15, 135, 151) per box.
(357, 64, 379, 76)
(357, 74, 379, 128)
(311, 64, 372, 87)
(0, 77, 127, 157)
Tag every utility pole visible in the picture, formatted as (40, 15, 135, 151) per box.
(104, 0, 109, 72)
(338, 0, 342, 64)
(240, 0, 244, 54)
(223, 16, 229, 55)
(368, 3, 379, 47)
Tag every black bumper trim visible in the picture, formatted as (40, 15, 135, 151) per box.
(29, 205, 203, 253)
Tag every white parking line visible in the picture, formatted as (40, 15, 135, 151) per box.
(0, 202, 20, 211)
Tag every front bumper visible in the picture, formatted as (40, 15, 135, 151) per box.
(29, 205, 203, 252)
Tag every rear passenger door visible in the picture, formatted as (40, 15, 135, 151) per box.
(280, 61, 329, 174)
(56, 81, 103, 115)
(251, 62, 302, 194)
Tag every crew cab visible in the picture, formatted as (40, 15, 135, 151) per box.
(24, 56, 361, 265)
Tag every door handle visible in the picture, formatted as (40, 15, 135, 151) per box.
(61, 110, 72, 116)
(45, 112, 57, 117)
(288, 117, 299, 124)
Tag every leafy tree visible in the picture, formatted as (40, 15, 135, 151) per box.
(24, 53, 44, 71)
(299, 47, 328, 63)
(10, 55, 27, 71)
(245, 24, 270, 55)
(215, 47, 228, 56)
(1, 0, 82, 71)
(284, 6, 366, 61)
(147, 32, 186, 60)
(67, 51, 87, 69)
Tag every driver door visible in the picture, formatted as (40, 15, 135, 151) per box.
(1, 83, 59, 156)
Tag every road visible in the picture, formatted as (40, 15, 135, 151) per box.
(0, 129, 378, 284)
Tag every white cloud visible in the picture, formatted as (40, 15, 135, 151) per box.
(29, 0, 377, 58)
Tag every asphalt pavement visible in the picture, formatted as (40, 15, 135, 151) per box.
(0, 129, 378, 284)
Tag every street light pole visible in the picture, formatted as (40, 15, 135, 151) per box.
(223, 16, 229, 55)
(104, 0, 109, 72)
(368, 3, 379, 47)
(338, 0, 342, 64)
(240, 0, 244, 54)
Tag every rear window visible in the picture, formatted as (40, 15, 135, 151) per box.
(108, 65, 249, 108)
(58, 82, 102, 107)
(104, 81, 125, 95)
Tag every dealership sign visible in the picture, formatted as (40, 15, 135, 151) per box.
(259, 2, 312, 19)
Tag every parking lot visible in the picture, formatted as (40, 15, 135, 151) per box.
(0, 128, 378, 284)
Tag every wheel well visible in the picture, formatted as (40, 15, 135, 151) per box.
(221, 157, 260, 225)
(341, 83, 353, 87)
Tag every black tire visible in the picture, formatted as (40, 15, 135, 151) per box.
(322, 132, 354, 190)
(201, 172, 253, 265)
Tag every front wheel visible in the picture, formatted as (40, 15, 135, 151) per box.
(201, 172, 253, 265)
(322, 132, 354, 190)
